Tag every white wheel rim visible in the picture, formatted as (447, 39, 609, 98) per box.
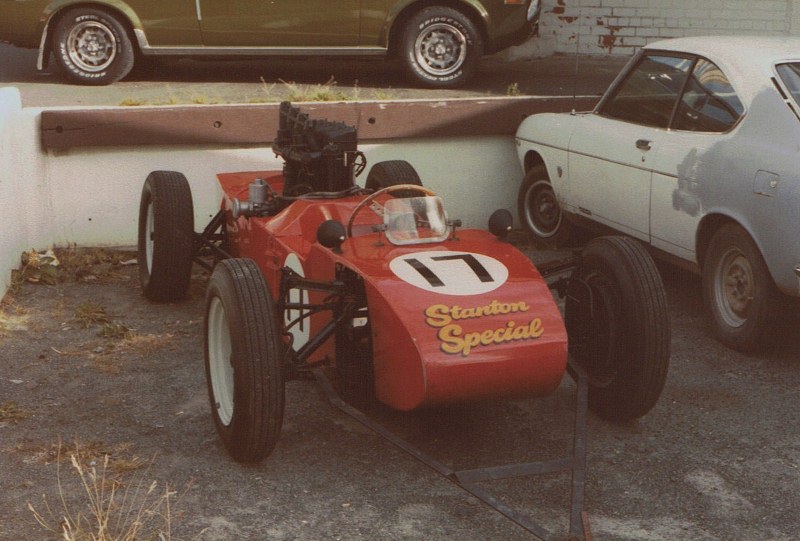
(66, 20, 117, 72)
(714, 247, 753, 328)
(414, 23, 466, 77)
(144, 201, 155, 273)
(208, 296, 234, 426)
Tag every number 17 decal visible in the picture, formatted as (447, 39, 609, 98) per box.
(389, 251, 508, 295)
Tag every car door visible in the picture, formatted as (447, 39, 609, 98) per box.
(649, 57, 746, 262)
(198, 0, 361, 47)
(568, 54, 693, 241)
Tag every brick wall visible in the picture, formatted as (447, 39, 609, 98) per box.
(512, 0, 799, 57)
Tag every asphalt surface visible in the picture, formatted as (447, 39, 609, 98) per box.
(1, 41, 799, 541)
(0, 42, 627, 107)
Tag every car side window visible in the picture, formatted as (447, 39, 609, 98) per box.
(776, 63, 800, 108)
(673, 58, 744, 132)
(600, 54, 691, 128)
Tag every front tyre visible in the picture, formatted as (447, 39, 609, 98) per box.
(53, 8, 135, 85)
(138, 171, 194, 302)
(205, 259, 285, 462)
(400, 7, 483, 88)
(518, 164, 571, 245)
(566, 236, 670, 422)
(702, 223, 782, 352)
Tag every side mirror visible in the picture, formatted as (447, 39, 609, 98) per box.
(488, 209, 513, 239)
(317, 220, 346, 253)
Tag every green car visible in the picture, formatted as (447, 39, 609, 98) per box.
(0, 0, 539, 87)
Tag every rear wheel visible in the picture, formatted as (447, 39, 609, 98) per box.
(53, 7, 135, 85)
(204, 259, 285, 462)
(400, 6, 483, 88)
(566, 236, 670, 421)
(138, 171, 194, 302)
(702, 223, 783, 351)
(366, 160, 423, 197)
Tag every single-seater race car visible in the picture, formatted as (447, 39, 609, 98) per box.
(136, 102, 670, 464)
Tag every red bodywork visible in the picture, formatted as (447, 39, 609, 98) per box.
(219, 171, 568, 411)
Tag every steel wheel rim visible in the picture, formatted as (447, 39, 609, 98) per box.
(414, 23, 466, 77)
(524, 180, 562, 238)
(144, 201, 154, 273)
(208, 297, 234, 426)
(66, 20, 117, 72)
(714, 247, 753, 328)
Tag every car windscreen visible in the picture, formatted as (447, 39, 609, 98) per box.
(776, 63, 800, 109)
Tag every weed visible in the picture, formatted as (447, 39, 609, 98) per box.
(0, 402, 27, 424)
(28, 440, 184, 541)
(507, 82, 521, 96)
(98, 322, 133, 340)
(74, 301, 111, 328)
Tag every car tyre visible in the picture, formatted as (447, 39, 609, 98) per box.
(366, 160, 423, 197)
(53, 7, 135, 85)
(400, 7, 483, 89)
(702, 223, 782, 352)
(138, 171, 195, 302)
(205, 258, 285, 462)
(518, 164, 571, 245)
(566, 236, 670, 422)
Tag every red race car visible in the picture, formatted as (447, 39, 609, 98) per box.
(136, 103, 670, 464)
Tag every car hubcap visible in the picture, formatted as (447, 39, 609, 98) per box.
(715, 248, 753, 327)
(524, 180, 562, 238)
(208, 297, 234, 426)
(415, 23, 466, 76)
(67, 20, 117, 72)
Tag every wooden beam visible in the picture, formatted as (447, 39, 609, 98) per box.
(40, 97, 598, 150)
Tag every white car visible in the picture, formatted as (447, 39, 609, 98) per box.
(515, 36, 800, 351)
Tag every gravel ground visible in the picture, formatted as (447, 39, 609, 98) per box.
(0, 246, 798, 541)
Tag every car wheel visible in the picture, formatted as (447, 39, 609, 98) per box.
(137, 171, 195, 302)
(518, 164, 571, 245)
(52, 8, 135, 85)
(702, 223, 782, 351)
(566, 236, 670, 422)
(400, 7, 483, 89)
(205, 258, 285, 462)
(366, 160, 423, 197)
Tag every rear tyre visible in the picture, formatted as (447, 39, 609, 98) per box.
(400, 6, 482, 88)
(566, 236, 670, 421)
(138, 171, 194, 302)
(366, 160, 423, 198)
(518, 164, 571, 245)
(205, 259, 285, 462)
(53, 7, 135, 85)
(702, 223, 782, 352)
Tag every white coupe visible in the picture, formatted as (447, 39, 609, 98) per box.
(515, 36, 800, 351)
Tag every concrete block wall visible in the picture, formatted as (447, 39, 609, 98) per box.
(521, 0, 798, 56)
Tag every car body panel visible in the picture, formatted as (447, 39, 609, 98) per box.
(0, 0, 534, 56)
(516, 36, 800, 296)
(217, 170, 568, 411)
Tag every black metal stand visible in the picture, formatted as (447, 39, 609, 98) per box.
(312, 359, 591, 541)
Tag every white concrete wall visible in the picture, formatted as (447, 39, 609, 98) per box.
(513, 0, 799, 57)
(0, 99, 522, 300)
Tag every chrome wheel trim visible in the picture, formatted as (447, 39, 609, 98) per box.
(66, 20, 117, 72)
(524, 179, 562, 238)
(414, 23, 467, 77)
(714, 247, 753, 328)
(144, 201, 155, 274)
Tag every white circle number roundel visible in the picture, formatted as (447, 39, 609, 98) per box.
(389, 251, 508, 295)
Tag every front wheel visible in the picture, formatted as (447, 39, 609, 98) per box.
(204, 259, 285, 462)
(702, 223, 782, 351)
(400, 7, 483, 88)
(518, 165, 571, 246)
(53, 8, 135, 85)
(566, 236, 670, 422)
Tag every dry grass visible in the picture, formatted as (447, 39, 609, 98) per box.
(0, 402, 27, 424)
(28, 439, 184, 541)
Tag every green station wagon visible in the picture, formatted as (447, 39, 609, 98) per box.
(0, 0, 539, 87)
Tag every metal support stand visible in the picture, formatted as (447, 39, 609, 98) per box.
(312, 359, 591, 541)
